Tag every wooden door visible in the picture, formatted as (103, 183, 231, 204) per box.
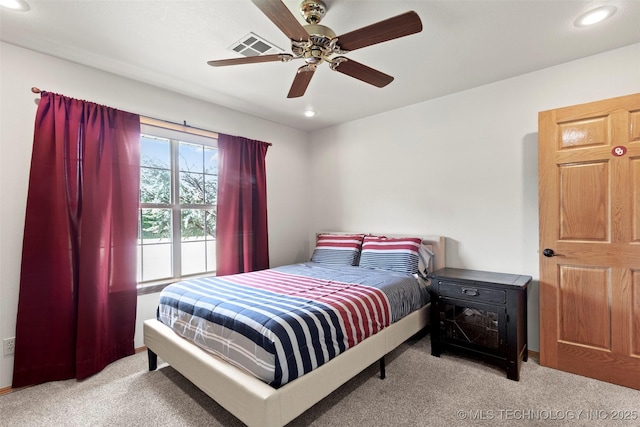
(538, 93, 640, 389)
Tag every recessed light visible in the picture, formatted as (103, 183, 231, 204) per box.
(0, 0, 30, 11)
(574, 6, 616, 27)
(304, 110, 317, 118)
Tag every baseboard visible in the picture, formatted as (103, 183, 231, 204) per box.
(528, 350, 540, 361)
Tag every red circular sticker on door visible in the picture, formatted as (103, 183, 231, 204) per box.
(612, 146, 627, 157)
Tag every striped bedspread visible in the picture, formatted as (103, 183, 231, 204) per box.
(158, 262, 429, 387)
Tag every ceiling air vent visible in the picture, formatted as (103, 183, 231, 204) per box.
(229, 33, 283, 57)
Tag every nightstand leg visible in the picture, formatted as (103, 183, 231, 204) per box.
(506, 360, 520, 381)
(431, 341, 442, 357)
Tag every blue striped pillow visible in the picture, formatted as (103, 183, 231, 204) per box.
(359, 236, 422, 275)
(310, 234, 365, 266)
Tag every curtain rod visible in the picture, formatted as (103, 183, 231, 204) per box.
(31, 86, 219, 138)
(31, 87, 271, 145)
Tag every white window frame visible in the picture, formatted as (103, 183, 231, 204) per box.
(137, 117, 219, 292)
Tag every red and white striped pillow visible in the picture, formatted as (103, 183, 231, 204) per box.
(358, 235, 424, 275)
(310, 233, 365, 266)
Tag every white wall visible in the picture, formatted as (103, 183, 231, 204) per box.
(309, 43, 640, 354)
(0, 42, 311, 388)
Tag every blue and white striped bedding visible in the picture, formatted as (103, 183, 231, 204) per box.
(158, 262, 430, 387)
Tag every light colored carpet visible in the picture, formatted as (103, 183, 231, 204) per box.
(1, 333, 638, 426)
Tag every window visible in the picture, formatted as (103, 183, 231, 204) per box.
(137, 120, 218, 288)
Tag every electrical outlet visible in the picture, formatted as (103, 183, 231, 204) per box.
(3, 337, 15, 356)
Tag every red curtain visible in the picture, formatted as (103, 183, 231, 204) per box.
(216, 134, 270, 275)
(12, 92, 140, 387)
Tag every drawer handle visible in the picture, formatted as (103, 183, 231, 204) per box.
(462, 287, 479, 296)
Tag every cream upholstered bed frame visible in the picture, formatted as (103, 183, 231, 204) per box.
(143, 235, 445, 427)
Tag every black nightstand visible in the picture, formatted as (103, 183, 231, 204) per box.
(428, 268, 531, 381)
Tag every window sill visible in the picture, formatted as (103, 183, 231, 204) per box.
(137, 282, 172, 295)
(137, 272, 217, 295)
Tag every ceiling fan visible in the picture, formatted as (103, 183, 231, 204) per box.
(207, 0, 423, 98)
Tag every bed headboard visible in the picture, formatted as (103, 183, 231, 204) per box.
(314, 232, 446, 274)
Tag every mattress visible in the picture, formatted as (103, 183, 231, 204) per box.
(157, 262, 430, 387)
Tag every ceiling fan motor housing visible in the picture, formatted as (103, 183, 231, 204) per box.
(294, 24, 336, 65)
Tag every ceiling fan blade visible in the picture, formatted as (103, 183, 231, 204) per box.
(207, 54, 292, 67)
(332, 58, 393, 88)
(336, 11, 422, 52)
(251, 0, 309, 42)
(287, 66, 316, 98)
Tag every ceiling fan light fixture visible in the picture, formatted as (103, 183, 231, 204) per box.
(304, 110, 317, 118)
(574, 6, 616, 27)
(0, 0, 30, 11)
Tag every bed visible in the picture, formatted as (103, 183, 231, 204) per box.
(144, 233, 445, 427)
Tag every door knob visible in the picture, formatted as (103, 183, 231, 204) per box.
(543, 248, 564, 257)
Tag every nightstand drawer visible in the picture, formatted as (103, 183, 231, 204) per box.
(437, 281, 506, 304)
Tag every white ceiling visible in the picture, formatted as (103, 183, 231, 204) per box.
(1, 0, 639, 131)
